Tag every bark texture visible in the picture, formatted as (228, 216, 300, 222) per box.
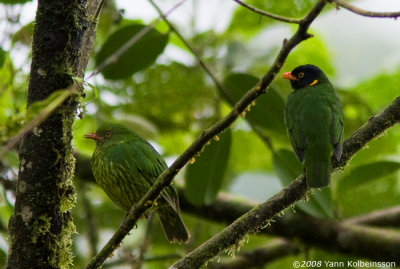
(7, 0, 101, 268)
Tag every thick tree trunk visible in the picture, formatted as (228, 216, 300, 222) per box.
(7, 0, 102, 268)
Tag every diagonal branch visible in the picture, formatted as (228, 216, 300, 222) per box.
(330, 0, 400, 18)
(233, 0, 301, 24)
(86, 1, 327, 267)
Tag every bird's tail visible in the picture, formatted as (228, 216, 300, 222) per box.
(157, 206, 190, 243)
(304, 144, 331, 188)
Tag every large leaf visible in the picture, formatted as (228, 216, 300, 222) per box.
(95, 23, 168, 80)
(272, 148, 334, 218)
(337, 161, 400, 194)
(223, 73, 286, 135)
(184, 129, 232, 206)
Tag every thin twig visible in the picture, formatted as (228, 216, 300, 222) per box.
(86, 1, 325, 268)
(94, 0, 105, 20)
(233, 0, 301, 24)
(331, 0, 400, 18)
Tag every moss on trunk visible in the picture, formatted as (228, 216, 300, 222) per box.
(7, 0, 102, 268)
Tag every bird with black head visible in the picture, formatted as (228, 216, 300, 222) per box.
(282, 64, 344, 188)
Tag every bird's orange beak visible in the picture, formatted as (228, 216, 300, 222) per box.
(282, 72, 297, 81)
(84, 132, 103, 141)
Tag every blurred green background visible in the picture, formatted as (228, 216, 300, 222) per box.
(1, 0, 400, 268)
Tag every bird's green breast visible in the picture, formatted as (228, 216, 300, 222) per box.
(92, 142, 152, 212)
(286, 84, 338, 139)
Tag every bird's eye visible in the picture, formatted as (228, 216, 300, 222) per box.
(298, 72, 305, 78)
(105, 131, 111, 137)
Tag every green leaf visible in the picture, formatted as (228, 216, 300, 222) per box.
(337, 161, 400, 193)
(272, 148, 334, 218)
(95, 23, 169, 80)
(184, 129, 232, 205)
(223, 73, 286, 135)
(12, 21, 34, 46)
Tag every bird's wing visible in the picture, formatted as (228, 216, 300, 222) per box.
(285, 97, 305, 162)
(330, 98, 344, 161)
(131, 140, 180, 212)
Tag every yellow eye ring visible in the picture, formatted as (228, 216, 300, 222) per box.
(298, 72, 304, 78)
(105, 131, 111, 137)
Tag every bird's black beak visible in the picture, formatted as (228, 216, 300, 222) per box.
(282, 72, 297, 81)
(84, 132, 103, 141)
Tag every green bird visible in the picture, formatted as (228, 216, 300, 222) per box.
(85, 123, 189, 243)
(282, 64, 344, 188)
